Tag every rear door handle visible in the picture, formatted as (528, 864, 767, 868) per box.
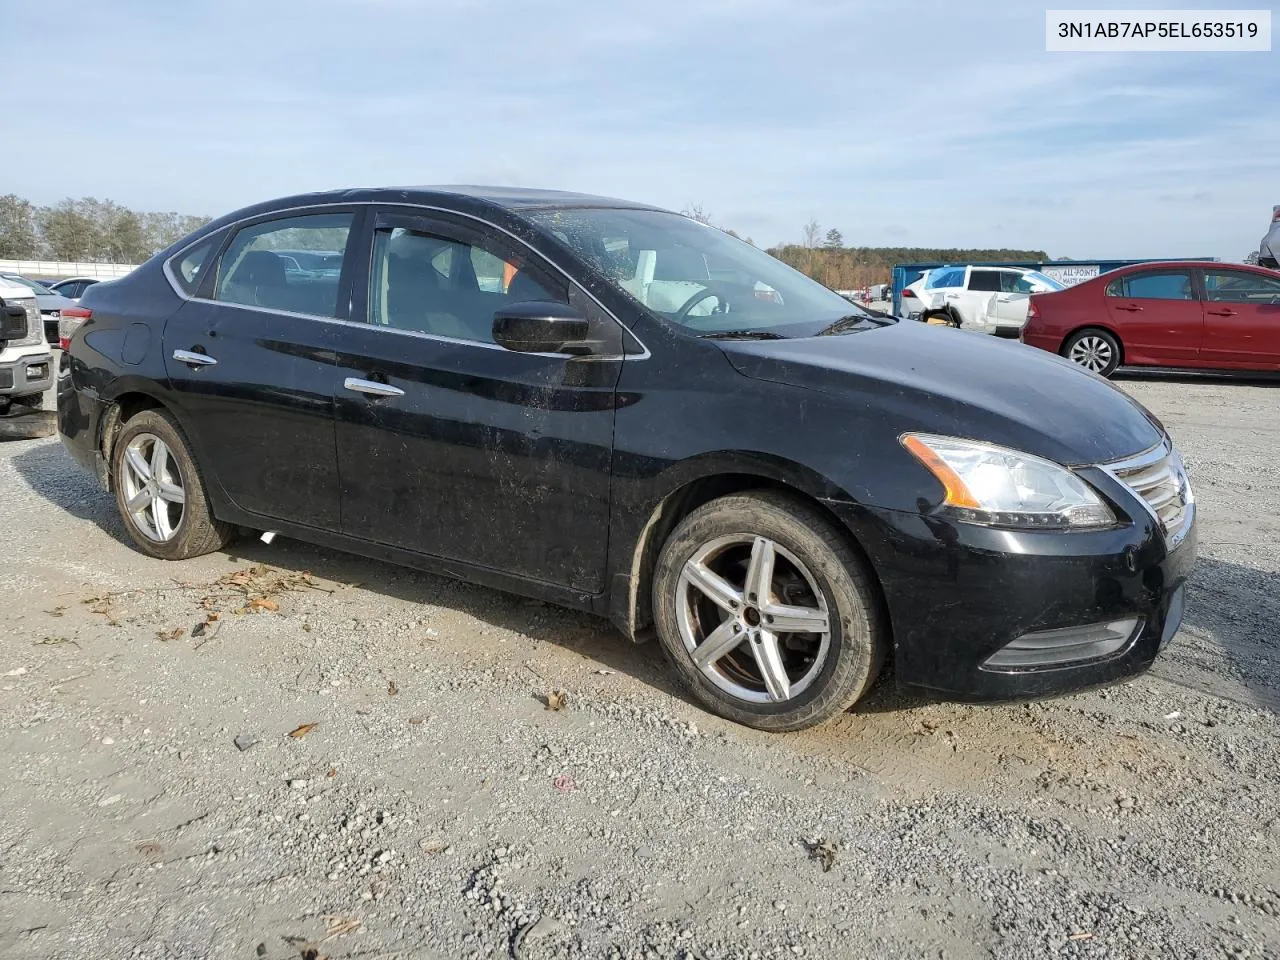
(1207, 308, 1237, 317)
(173, 349, 217, 366)
(344, 377, 405, 398)
(1116, 304, 1144, 312)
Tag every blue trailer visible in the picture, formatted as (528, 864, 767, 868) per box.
(889, 258, 1218, 319)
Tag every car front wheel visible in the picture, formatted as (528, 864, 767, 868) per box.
(111, 409, 234, 560)
(652, 491, 886, 731)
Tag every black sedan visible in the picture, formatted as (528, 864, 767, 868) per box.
(58, 187, 1196, 731)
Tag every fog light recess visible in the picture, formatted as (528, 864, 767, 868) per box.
(982, 617, 1143, 671)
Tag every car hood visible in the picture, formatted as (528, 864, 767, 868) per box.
(718, 320, 1164, 467)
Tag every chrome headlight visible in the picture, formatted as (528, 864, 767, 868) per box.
(902, 433, 1116, 529)
(14, 298, 44, 347)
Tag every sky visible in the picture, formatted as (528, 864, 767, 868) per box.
(4, 0, 1277, 260)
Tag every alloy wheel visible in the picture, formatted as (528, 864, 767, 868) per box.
(120, 433, 186, 542)
(675, 534, 831, 704)
(1068, 335, 1113, 372)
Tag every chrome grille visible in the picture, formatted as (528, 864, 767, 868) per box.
(1106, 442, 1193, 545)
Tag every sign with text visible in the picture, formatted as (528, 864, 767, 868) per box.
(1041, 264, 1102, 286)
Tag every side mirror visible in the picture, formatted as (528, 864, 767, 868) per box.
(492, 301, 592, 355)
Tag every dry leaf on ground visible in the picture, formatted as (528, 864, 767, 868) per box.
(545, 689, 567, 711)
(288, 722, 319, 739)
(156, 627, 185, 642)
(387, 680, 399, 696)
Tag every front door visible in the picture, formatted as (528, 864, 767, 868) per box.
(1200, 268, 1280, 367)
(1102, 268, 1202, 362)
(332, 209, 622, 593)
(162, 210, 358, 529)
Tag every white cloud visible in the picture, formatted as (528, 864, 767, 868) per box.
(4, 0, 1274, 259)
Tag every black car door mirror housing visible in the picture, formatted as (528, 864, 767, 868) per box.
(492, 301, 593, 355)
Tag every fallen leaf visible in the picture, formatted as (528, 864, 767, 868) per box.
(34, 636, 78, 647)
(136, 841, 163, 857)
(407, 716, 426, 726)
(1068, 932, 1094, 942)
(45, 606, 67, 618)
(156, 627, 186, 643)
(804, 837, 838, 872)
(327, 768, 337, 778)
(553, 774, 576, 793)
(419, 838, 448, 854)
(288, 722, 319, 739)
(248, 597, 279, 613)
(545, 689, 568, 711)
(387, 680, 399, 696)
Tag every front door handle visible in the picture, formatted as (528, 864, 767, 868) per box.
(344, 377, 405, 398)
(1115, 304, 1144, 312)
(1207, 308, 1237, 317)
(173, 349, 217, 366)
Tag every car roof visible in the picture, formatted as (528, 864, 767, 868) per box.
(196, 185, 667, 235)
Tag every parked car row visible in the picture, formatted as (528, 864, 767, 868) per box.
(901, 265, 1066, 336)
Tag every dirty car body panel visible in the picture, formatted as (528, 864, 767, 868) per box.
(59, 186, 1196, 703)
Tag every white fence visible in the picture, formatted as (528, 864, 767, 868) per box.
(0, 260, 139, 281)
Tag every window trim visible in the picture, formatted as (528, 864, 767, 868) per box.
(161, 200, 647, 361)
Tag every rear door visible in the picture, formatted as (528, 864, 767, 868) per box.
(162, 210, 358, 529)
(1102, 268, 1202, 362)
(331, 208, 623, 593)
(1200, 268, 1280, 367)
(958, 269, 1002, 332)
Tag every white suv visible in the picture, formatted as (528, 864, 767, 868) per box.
(1259, 205, 1279, 269)
(0, 277, 53, 414)
(906, 265, 1065, 336)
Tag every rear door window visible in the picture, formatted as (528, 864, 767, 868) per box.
(214, 213, 354, 318)
(1107, 270, 1194, 300)
(968, 270, 1002, 292)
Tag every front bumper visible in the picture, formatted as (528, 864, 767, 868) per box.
(827, 498, 1197, 700)
(0, 350, 54, 397)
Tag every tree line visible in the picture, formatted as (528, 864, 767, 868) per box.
(686, 207, 1048, 292)
(0, 194, 211, 264)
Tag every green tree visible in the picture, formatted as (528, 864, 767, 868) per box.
(39, 200, 103, 261)
(824, 227, 843, 249)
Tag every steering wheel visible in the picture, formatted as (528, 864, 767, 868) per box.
(673, 286, 736, 325)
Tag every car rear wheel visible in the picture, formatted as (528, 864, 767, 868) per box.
(652, 491, 886, 732)
(111, 409, 234, 560)
(1063, 329, 1121, 377)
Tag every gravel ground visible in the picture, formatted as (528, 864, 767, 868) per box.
(0, 373, 1277, 960)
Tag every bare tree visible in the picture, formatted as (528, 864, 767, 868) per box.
(682, 202, 713, 225)
(802, 219, 822, 249)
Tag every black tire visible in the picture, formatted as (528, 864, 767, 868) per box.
(1062, 328, 1121, 378)
(652, 491, 886, 732)
(0, 409, 57, 441)
(111, 408, 234, 560)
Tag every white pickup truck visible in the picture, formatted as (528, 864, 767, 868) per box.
(0, 276, 53, 415)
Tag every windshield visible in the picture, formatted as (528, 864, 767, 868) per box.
(1018, 271, 1067, 294)
(527, 208, 879, 338)
(2, 275, 53, 295)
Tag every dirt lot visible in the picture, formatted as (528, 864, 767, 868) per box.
(1, 373, 1277, 960)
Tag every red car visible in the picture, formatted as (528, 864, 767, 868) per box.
(1022, 261, 1280, 377)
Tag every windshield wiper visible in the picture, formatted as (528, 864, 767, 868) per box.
(697, 329, 787, 340)
(816, 313, 894, 336)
